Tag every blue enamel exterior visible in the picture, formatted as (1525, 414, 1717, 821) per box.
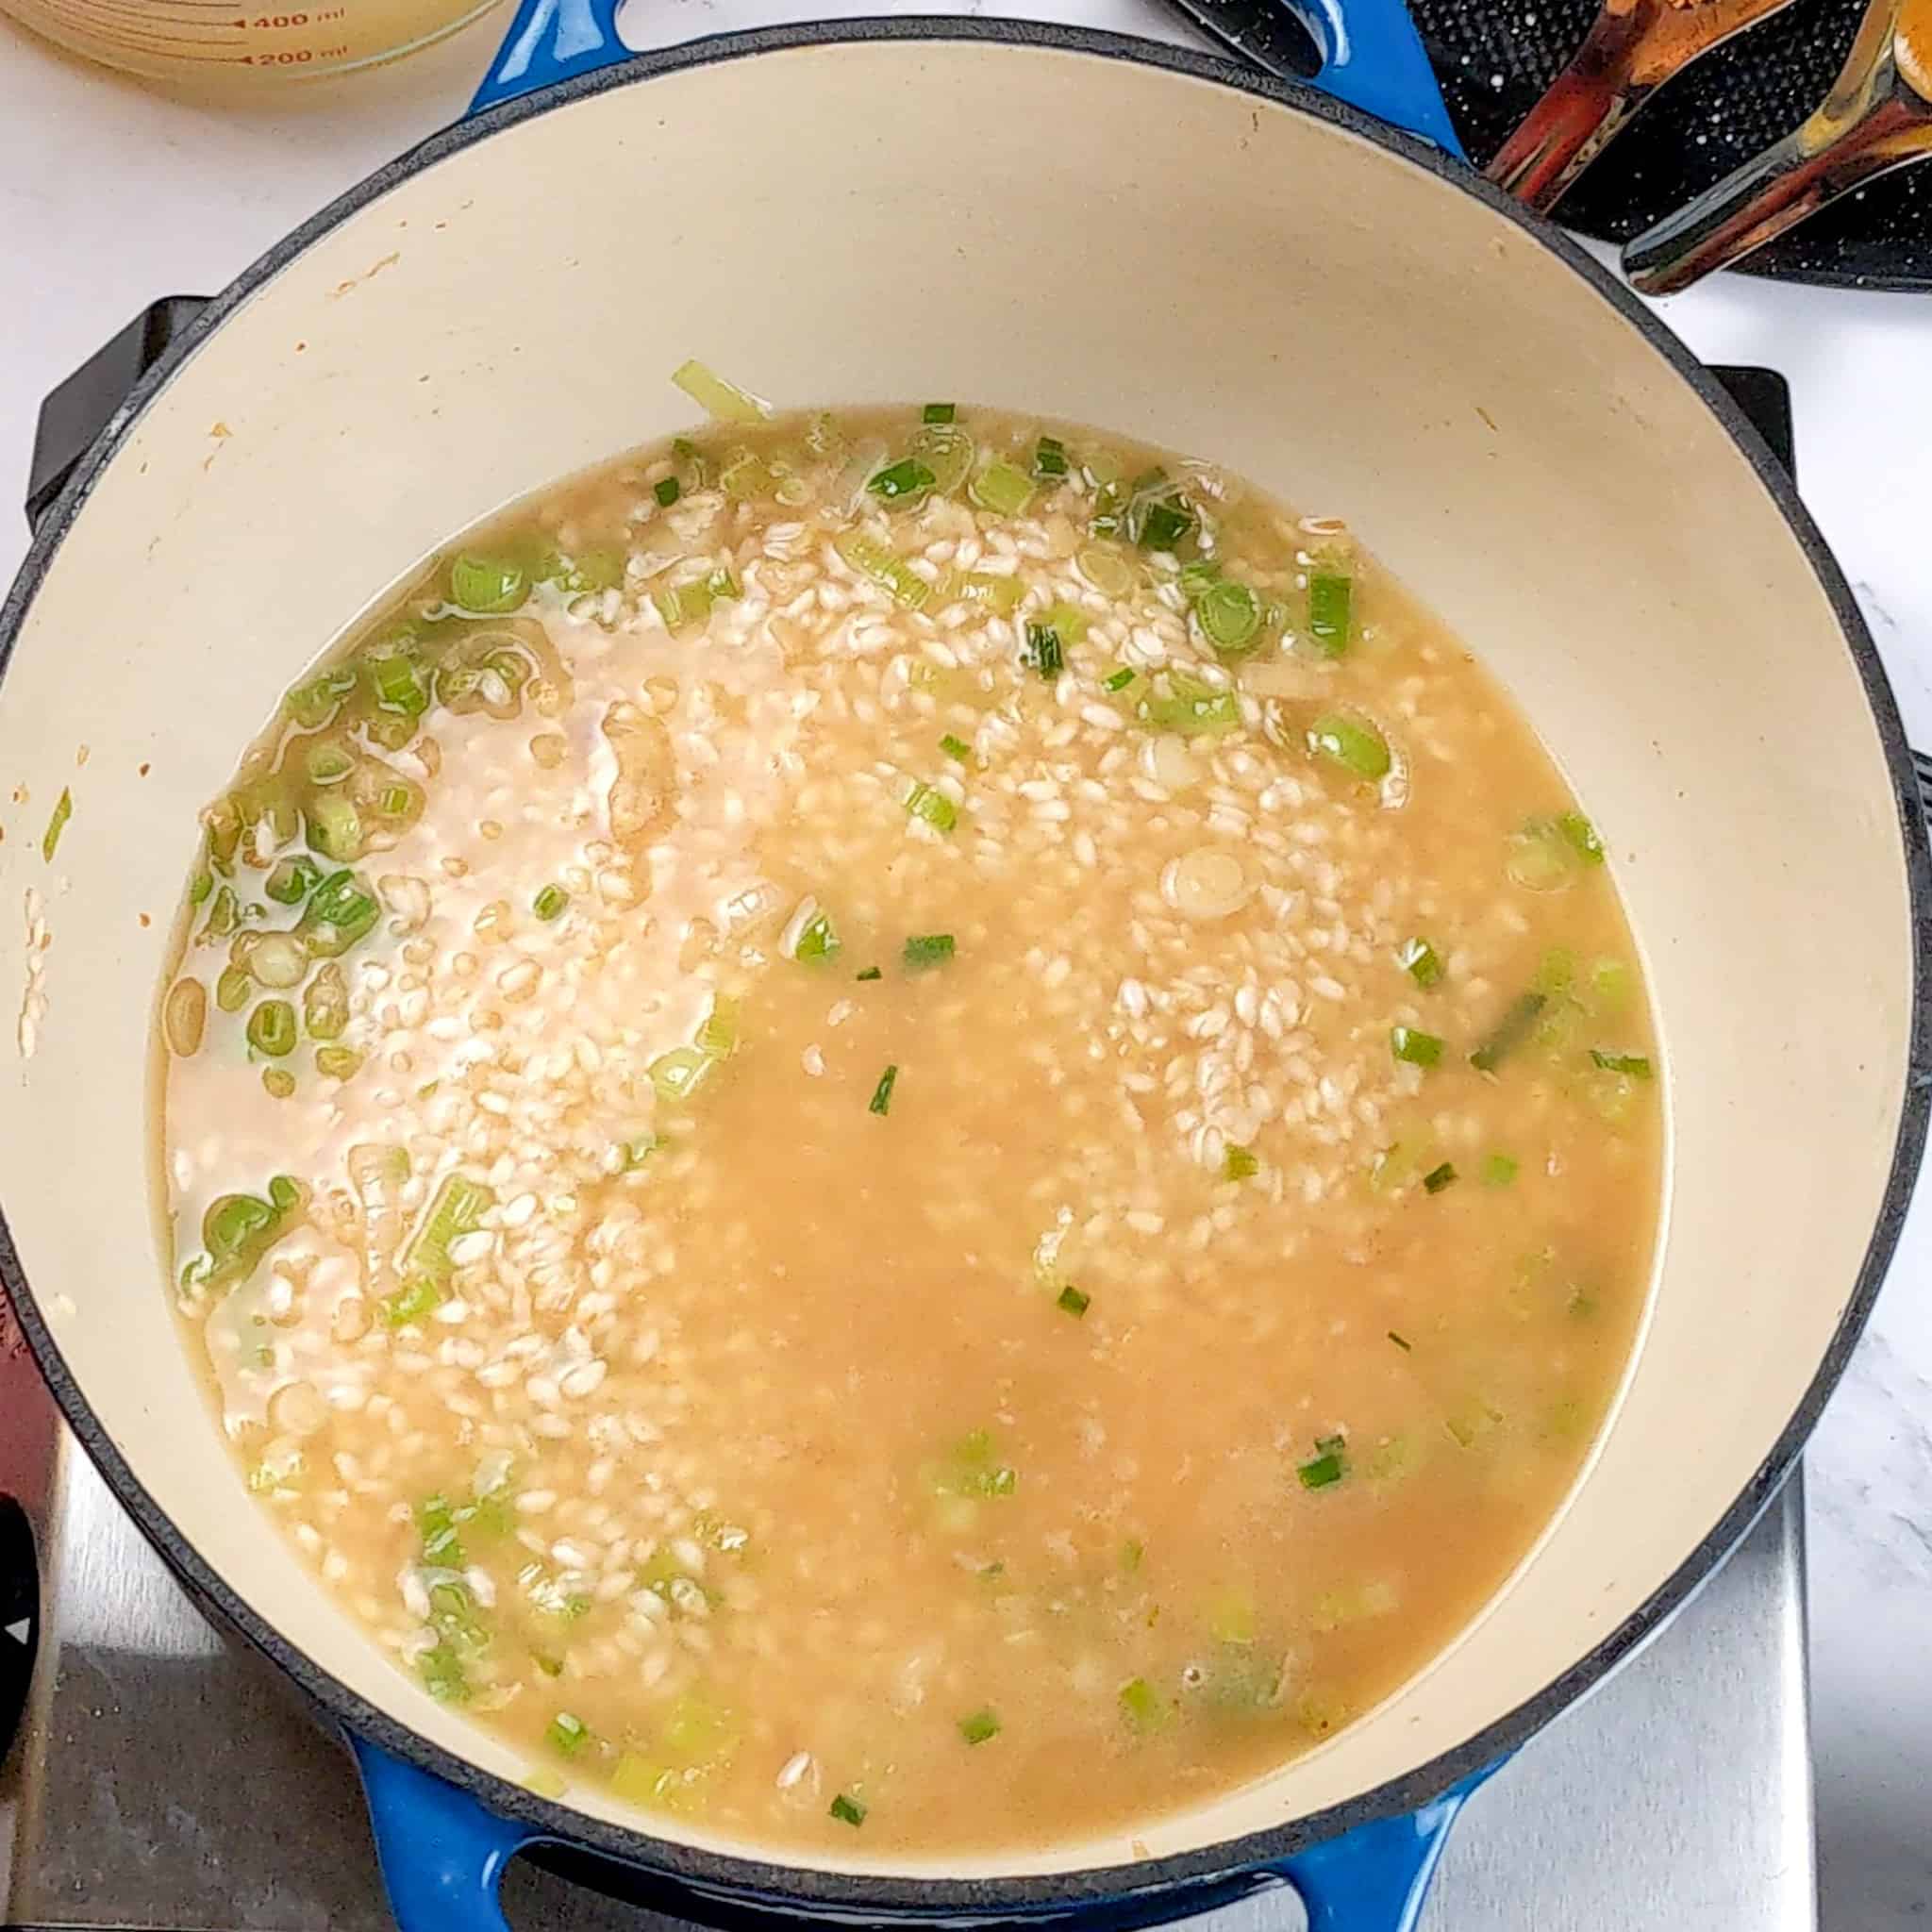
(468, 0, 1464, 155)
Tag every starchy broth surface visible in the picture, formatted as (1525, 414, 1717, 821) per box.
(158, 401, 1658, 1851)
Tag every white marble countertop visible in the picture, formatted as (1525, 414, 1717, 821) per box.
(1, 8, 1928, 1926)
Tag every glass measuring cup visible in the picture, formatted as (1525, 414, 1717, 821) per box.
(0, 0, 503, 83)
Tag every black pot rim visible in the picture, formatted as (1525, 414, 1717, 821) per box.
(3, 16, 1926, 1922)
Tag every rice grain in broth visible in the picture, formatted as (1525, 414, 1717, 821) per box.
(157, 400, 1659, 1851)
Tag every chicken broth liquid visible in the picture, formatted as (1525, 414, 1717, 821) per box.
(157, 397, 1658, 1851)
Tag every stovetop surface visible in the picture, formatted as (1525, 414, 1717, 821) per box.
(0, 366, 1817, 1932)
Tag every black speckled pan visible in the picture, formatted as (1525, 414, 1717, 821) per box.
(1412, 0, 1930, 287)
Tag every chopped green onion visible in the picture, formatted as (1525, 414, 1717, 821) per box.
(1298, 1446, 1346, 1490)
(1590, 1050, 1653, 1078)
(408, 1174, 493, 1286)
(655, 475, 681, 508)
(697, 994, 739, 1059)
(1196, 580, 1261, 655)
(939, 733, 973, 762)
(261, 1067, 296, 1100)
(946, 570, 1024, 614)
(1470, 992, 1548, 1073)
(1122, 473, 1196, 552)
(1422, 1161, 1458, 1194)
(1482, 1153, 1520, 1187)
(969, 460, 1036, 517)
(533, 884, 569, 922)
(834, 528, 930, 610)
(378, 784, 415, 819)
(1390, 1025, 1444, 1069)
(829, 1792, 867, 1827)
(1307, 712, 1391, 781)
(869, 458, 936, 503)
(1506, 817, 1592, 891)
(1142, 675, 1241, 737)
(1558, 812, 1606, 865)
(910, 425, 975, 494)
(792, 908, 841, 962)
(902, 933, 955, 972)
(1103, 665, 1138, 693)
(958, 1707, 1002, 1745)
(670, 358, 769, 425)
(719, 452, 774, 499)
(418, 1644, 469, 1703)
(379, 1276, 446, 1328)
(856, 966, 883, 982)
(547, 1711, 590, 1757)
(368, 652, 429, 716)
(923, 402, 957, 425)
(1397, 938, 1443, 988)
(1121, 1538, 1144, 1574)
(1307, 572, 1353, 656)
(296, 869, 378, 958)
(868, 1065, 899, 1116)
(216, 967, 252, 1013)
(1032, 435, 1069, 478)
(448, 555, 527, 615)
(1118, 1677, 1169, 1733)
(265, 856, 322, 906)
(306, 741, 355, 787)
(1387, 1330, 1412, 1352)
(1025, 623, 1064, 680)
(41, 788, 72, 862)
(1056, 1284, 1091, 1318)
(247, 1001, 296, 1058)
(904, 782, 958, 834)
(306, 792, 362, 862)
(617, 1134, 658, 1171)
(315, 1046, 361, 1080)
(285, 665, 357, 728)
(1223, 1144, 1259, 1182)
(304, 962, 348, 1040)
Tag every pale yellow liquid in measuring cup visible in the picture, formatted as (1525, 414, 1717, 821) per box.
(1, 0, 502, 83)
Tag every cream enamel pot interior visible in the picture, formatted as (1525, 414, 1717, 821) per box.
(2, 18, 1927, 1932)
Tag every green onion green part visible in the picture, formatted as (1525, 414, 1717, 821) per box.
(856, 966, 883, 982)
(1390, 1025, 1444, 1069)
(655, 475, 681, 508)
(1033, 435, 1069, 477)
(546, 1712, 590, 1757)
(905, 782, 958, 834)
(533, 884, 569, 922)
(1483, 1153, 1521, 1187)
(958, 1707, 1002, 1745)
(41, 788, 72, 862)
(923, 402, 957, 425)
(940, 733, 973, 762)
(247, 1001, 297, 1058)
(1103, 666, 1138, 692)
(1590, 1050, 1653, 1078)
(1298, 1444, 1347, 1490)
(1223, 1144, 1259, 1182)
(1422, 1161, 1458, 1194)
(793, 909, 841, 962)
(1025, 623, 1064, 680)
(970, 460, 1036, 517)
(1057, 1284, 1091, 1318)
(1397, 938, 1443, 988)
(902, 933, 956, 972)
(1119, 1677, 1169, 1733)
(448, 555, 528, 614)
(1558, 812, 1606, 864)
(829, 1792, 867, 1827)
(1387, 1330, 1412, 1352)
(1196, 579, 1262, 655)
(868, 1065, 899, 1116)
(1307, 712, 1391, 781)
(870, 458, 937, 503)
(1307, 572, 1353, 656)
(1470, 992, 1549, 1073)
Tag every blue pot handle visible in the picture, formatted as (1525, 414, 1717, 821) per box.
(353, 1728, 1495, 1932)
(1276, 1768, 1491, 1928)
(352, 1737, 533, 1931)
(467, 2, 1462, 156)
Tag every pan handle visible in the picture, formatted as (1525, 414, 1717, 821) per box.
(352, 1727, 1491, 1932)
(353, 1737, 534, 1932)
(466, 0, 1463, 156)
